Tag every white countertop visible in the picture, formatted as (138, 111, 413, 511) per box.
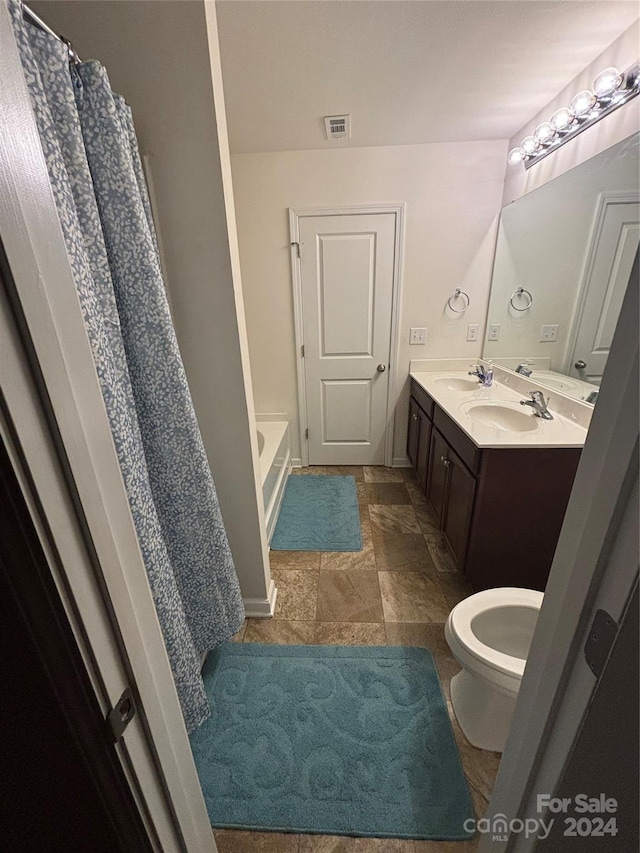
(410, 371, 588, 449)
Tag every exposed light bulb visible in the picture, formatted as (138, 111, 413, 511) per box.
(507, 147, 525, 165)
(593, 66, 623, 98)
(550, 107, 574, 132)
(521, 136, 539, 155)
(570, 89, 597, 117)
(513, 62, 638, 168)
(534, 122, 556, 145)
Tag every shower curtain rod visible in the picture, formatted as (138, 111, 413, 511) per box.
(21, 1, 81, 62)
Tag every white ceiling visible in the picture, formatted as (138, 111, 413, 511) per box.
(217, 0, 639, 154)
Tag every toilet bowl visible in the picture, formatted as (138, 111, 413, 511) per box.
(445, 587, 543, 752)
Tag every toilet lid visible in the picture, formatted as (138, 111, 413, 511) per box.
(449, 587, 544, 678)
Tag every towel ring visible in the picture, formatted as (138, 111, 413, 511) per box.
(510, 287, 533, 311)
(447, 289, 470, 314)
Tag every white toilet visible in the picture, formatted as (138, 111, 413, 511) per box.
(445, 587, 543, 753)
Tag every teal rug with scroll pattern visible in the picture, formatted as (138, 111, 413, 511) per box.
(270, 474, 362, 551)
(190, 643, 474, 840)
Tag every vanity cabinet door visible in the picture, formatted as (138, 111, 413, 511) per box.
(442, 449, 476, 566)
(408, 397, 432, 490)
(426, 429, 449, 525)
(415, 409, 432, 490)
(407, 397, 420, 467)
(427, 427, 477, 566)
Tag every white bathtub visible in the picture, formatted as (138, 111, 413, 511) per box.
(256, 420, 290, 543)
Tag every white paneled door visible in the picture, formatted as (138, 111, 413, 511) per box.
(298, 213, 397, 464)
(569, 199, 639, 384)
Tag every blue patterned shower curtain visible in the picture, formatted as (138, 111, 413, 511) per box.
(9, 0, 245, 732)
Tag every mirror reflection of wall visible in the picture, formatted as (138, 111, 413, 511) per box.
(484, 132, 639, 403)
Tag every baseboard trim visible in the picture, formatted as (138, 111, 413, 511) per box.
(392, 456, 411, 468)
(292, 457, 410, 469)
(243, 578, 277, 618)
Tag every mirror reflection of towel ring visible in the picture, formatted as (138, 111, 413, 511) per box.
(510, 287, 533, 311)
(447, 289, 470, 314)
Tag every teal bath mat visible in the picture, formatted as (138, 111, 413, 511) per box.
(190, 644, 474, 840)
(270, 474, 362, 551)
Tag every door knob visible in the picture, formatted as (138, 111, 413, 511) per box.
(377, 363, 386, 373)
(575, 360, 587, 370)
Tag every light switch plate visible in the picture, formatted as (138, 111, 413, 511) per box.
(540, 324, 559, 342)
(487, 324, 500, 341)
(410, 327, 427, 345)
(466, 324, 479, 342)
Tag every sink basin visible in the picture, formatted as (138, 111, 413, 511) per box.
(534, 375, 579, 393)
(432, 377, 480, 392)
(459, 401, 540, 433)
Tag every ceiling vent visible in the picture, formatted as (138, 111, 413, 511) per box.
(324, 114, 351, 141)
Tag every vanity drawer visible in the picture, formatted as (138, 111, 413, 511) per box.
(409, 379, 434, 420)
(433, 406, 480, 475)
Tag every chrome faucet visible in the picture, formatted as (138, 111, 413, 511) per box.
(520, 390, 553, 419)
(468, 364, 494, 387)
(515, 361, 534, 377)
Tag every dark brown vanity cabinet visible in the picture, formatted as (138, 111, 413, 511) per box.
(408, 379, 582, 592)
(430, 435, 476, 567)
(407, 390, 432, 489)
(426, 428, 448, 522)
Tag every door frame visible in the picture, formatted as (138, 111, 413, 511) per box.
(289, 204, 405, 468)
(0, 430, 154, 852)
(564, 189, 639, 376)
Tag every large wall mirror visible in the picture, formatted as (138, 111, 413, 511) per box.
(484, 132, 639, 403)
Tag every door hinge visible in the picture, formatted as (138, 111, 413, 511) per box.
(584, 609, 619, 678)
(106, 687, 136, 743)
(290, 240, 301, 259)
(301, 344, 305, 358)
(305, 428, 309, 439)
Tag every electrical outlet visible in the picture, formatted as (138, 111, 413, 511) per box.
(487, 324, 501, 342)
(466, 324, 479, 342)
(540, 324, 559, 342)
(409, 327, 427, 345)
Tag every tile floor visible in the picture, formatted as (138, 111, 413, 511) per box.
(214, 466, 501, 853)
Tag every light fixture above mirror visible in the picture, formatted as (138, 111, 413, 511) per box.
(508, 62, 640, 170)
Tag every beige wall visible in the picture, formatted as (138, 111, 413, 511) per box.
(231, 141, 508, 463)
(503, 21, 640, 205)
(32, 0, 272, 606)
